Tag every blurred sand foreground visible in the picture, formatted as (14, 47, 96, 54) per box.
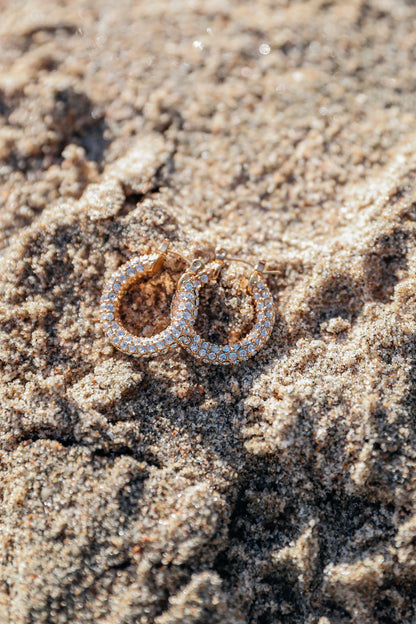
(1, 1, 416, 622)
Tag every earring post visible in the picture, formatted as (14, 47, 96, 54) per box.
(168, 250, 192, 266)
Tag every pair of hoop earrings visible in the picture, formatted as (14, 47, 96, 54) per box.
(100, 240, 275, 365)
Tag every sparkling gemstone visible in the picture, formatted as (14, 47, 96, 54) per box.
(129, 344, 137, 352)
(191, 343, 199, 351)
(113, 283, 121, 291)
(113, 336, 120, 344)
(229, 352, 237, 361)
(200, 274, 209, 283)
(183, 311, 191, 320)
(223, 345, 231, 353)
(208, 352, 216, 360)
(199, 349, 207, 357)
(106, 313, 114, 320)
(135, 263, 144, 272)
(108, 293, 117, 300)
(219, 353, 227, 361)
(172, 328, 180, 337)
(239, 349, 247, 358)
(127, 268, 135, 276)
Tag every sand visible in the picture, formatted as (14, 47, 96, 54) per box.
(1, 0, 416, 622)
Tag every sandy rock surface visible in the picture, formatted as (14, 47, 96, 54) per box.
(1, 1, 416, 622)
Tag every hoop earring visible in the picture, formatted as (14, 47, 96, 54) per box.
(100, 240, 197, 357)
(172, 249, 275, 364)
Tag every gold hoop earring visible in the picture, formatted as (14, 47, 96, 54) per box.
(100, 240, 197, 357)
(172, 249, 275, 364)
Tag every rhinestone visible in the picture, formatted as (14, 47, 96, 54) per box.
(200, 274, 209, 283)
(127, 268, 135, 276)
(208, 352, 216, 360)
(264, 320, 271, 328)
(257, 302, 264, 309)
(117, 329, 125, 336)
(219, 353, 227, 361)
(239, 349, 247, 358)
(223, 345, 231, 353)
(248, 344, 256, 353)
(199, 349, 207, 357)
(106, 313, 114, 320)
(172, 328, 180, 337)
(157, 340, 165, 348)
(102, 321, 110, 330)
(183, 311, 191, 320)
(191, 343, 199, 351)
(106, 304, 115, 311)
(138, 345, 146, 353)
(113, 336, 120, 344)
(185, 302, 193, 310)
(147, 344, 156, 352)
(107, 329, 114, 338)
(165, 335, 174, 343)
(185, 283, 193, 290)
(120, 342, 127, 350)
(260, 329, 267, 336)
(229, 352, 237, 361)
(113, 283, 121, 292)
(182, 336, 191, 345)
(135, 263, 144, 272)
(129, 344, 137, 353)
(108, 292, 117, 300)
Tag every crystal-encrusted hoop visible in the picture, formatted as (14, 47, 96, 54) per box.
(100, 242, 198, 357)
(172, 256, 275, 365)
